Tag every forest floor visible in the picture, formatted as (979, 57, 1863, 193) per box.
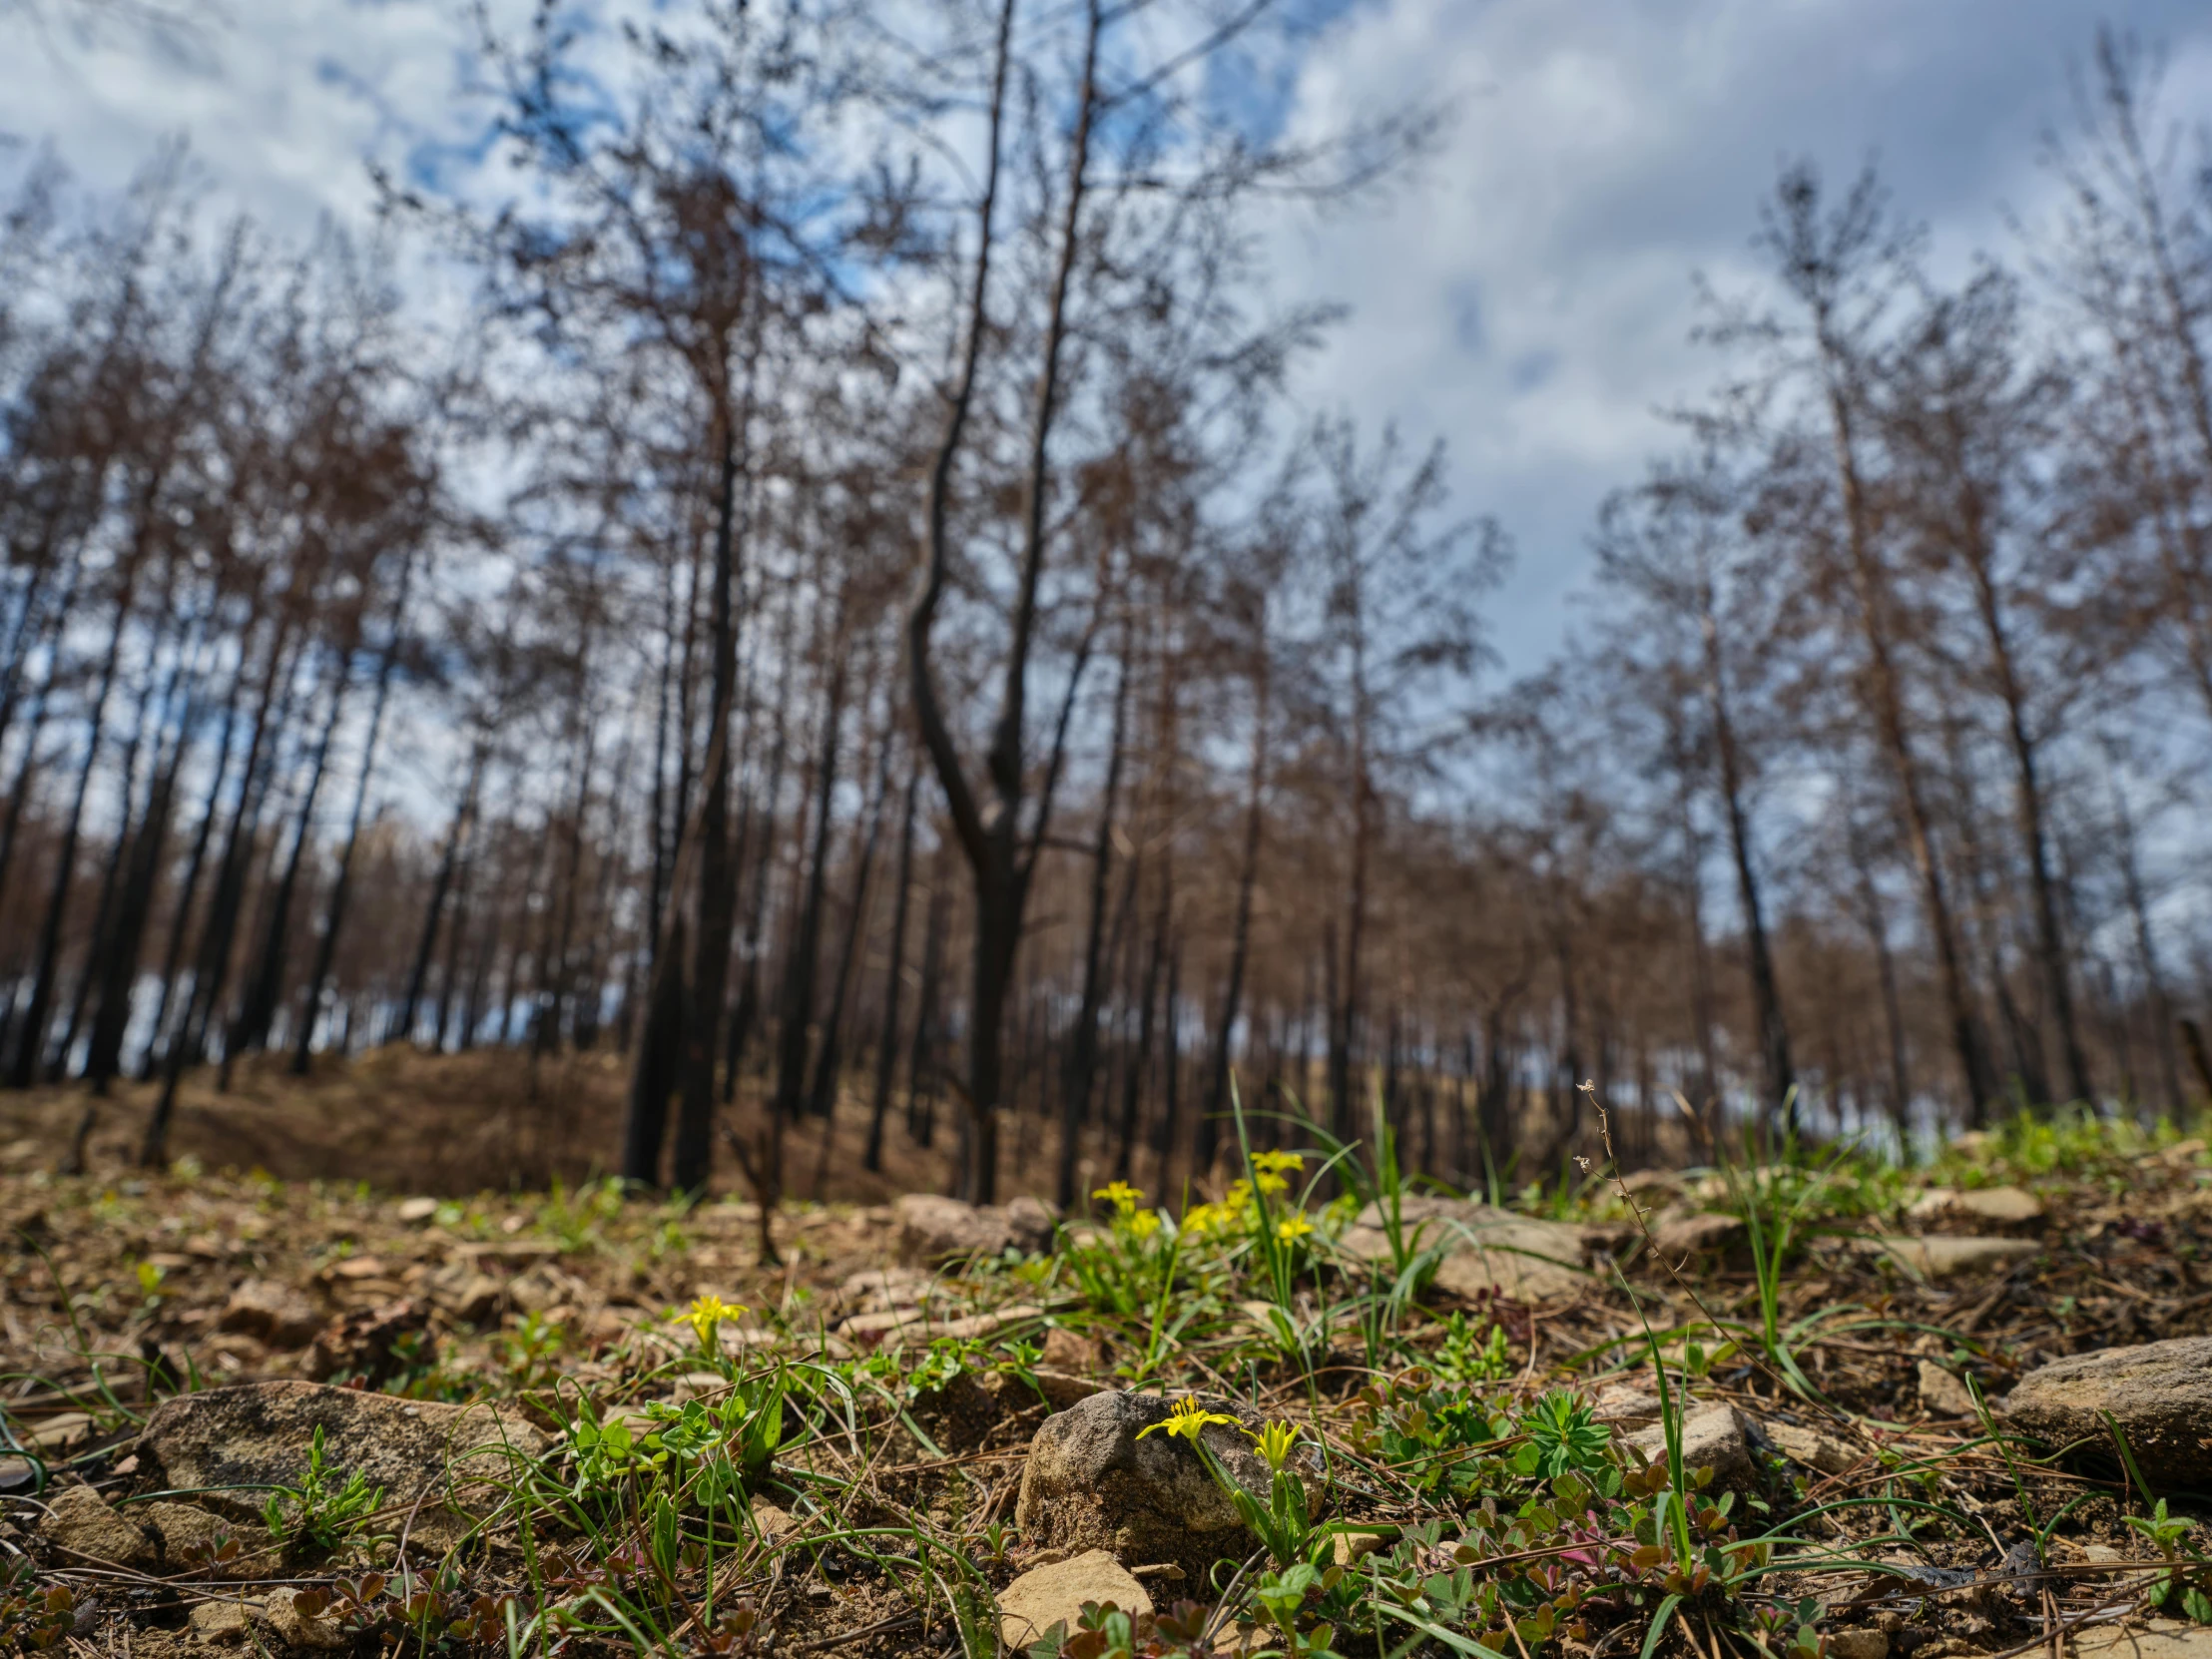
(0, 1045, 1046, 1206)
(0, 1097, 2204, 1659)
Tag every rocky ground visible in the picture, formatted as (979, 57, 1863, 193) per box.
(0, 1115, 2210, 1658)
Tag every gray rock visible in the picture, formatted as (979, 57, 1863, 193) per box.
(2003, 1337, 2212, 1491)
(1765, 1420, 1857, 1475)
(131, 1381, 548, 1526)
(1917, 1361, 1976, 1417)
(1854, 1236, 2038, 1279)
(1014, 1390, 1279, 1580)
(189, 1601, 255, 1645)
(1623, 1402, 1756, 1489)
(1338, 1198, 1585, 1301)
(1828, 1630, 1888, 1659)
(2073, 1622, 2212, 1659)
(1648, 1212, 1748, 1265)
(40, 1482, 158, 1569)
(428, 1269, 504, 1325)
(302, 1299, 429, 1385)
(895, 1195, 1057, 1266)
(1590, 1383, 1663, 1429)
(997, 1550, 1154, 1650)
(1907, 1186, 2044, 1228)
(263, 1588, 345, 1650)
(218, 1281, 323, 1350)
(39, 1481, 276, 1576)
(1004, 1196, 1058, 1256)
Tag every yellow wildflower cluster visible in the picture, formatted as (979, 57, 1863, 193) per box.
(1182, 1150, 1311, 1241)
(1092, 1181, 1163, 1241)
(676, 1293, 747, 1352)
(1251, 1148, 1304, 1197)
(1180, 1185, 1249, 1239)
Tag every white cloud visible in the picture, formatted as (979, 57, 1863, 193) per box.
(1256, 0, 2212, 667)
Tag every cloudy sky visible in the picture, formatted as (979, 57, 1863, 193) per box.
(5, 0, 2211, 674)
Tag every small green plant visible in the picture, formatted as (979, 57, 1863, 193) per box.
(0, 1560, 75, 1652)
(1747, 1597, 1827, 1659)
(1433, 1313, 1513, 1384)
(262, 1424, 385, 1555)
(1346, 1370, 1502, 1497)
(501, 1311, 567, 1388)
(1252, 1562, 1344, 1657)
(1517, 1390, 1610, 1480)
(539, 1175, 630, 1253)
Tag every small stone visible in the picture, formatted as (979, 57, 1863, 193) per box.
(1040, 1327, 1101, 1374)
(2073, 1622, 2212, 1659)
(219, 1281, 322, 1350)
(997, 1549, 1154, 1651)
(1829, 1631, 1888, 1659)
(1624, 1403, 1755, 1489)
(2003, 1337, 2212, 1490)
(1590, 1383, 1663, 1429)
(895, 1195, 1021, 1265)
(1337, 1198, 1586, 1301)
(39, 1482, 158, 1568)
(749, 1498, 796, 1543)
(140, 1501, 273, 1575)
(1332, 1529, 1390, 1566)
(2068, 1543, 2128, 1577)
(1649, 1212, 1748, 1264)
(25, 1411, 92, 1450)
(1918, 1362, 1976, 1417)
(1907, 1187, 2044, 1227)
(1003, 1196, 1059, 1255)
(430, 1272, 503, 1325)
(303, 1299, 428, 1384)
(396, 1197, 440, 1224)
(1766, 1421, 1857, 1475)
(189, 1600, 255, 1644)
(1855, 1236, 2039, 1279)
(1015, 1390, 1280, 1582)
(263, 1588, 344, 1650)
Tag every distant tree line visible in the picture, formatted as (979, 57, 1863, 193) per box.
(0, 16, 2207, 1205)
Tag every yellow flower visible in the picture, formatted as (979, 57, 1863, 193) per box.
(678, 1294, 747, 1351)
(1136, 1394, 1240, 1446)
(1275, 1214, 1315, 1246)
(1223, 1179, 1254, 1211)
(1092, 1181, 1143, 1216)
(1245, 1419, 1302, 1472)
(1253, 1150, 1305, 1176)
(1254, 1169, 1290, 1198)
(1183, 1202, 1229, 1238)
(1125, 1208, 1162, 1241)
